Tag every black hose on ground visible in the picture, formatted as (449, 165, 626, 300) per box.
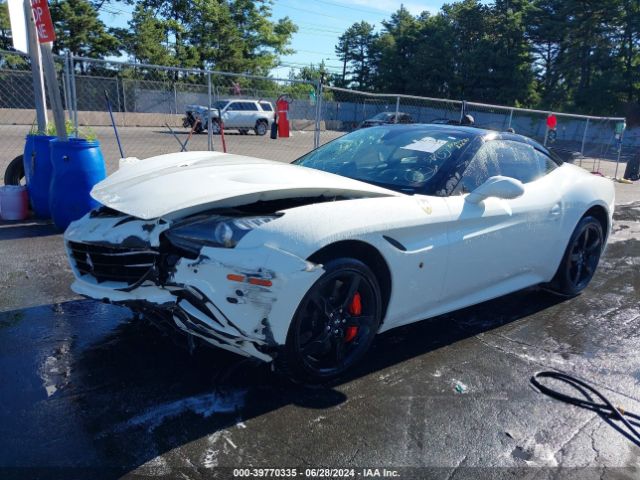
(531, 371, 640, 446)
(3, 155, 25, 185)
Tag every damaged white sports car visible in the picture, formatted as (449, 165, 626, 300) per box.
(65, 125, 614, 381)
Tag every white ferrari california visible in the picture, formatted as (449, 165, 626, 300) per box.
(64, 124, 614, 381)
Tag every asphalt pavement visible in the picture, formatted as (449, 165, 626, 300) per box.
(1, 125, 343, 181)
(0, 186, 639, 478)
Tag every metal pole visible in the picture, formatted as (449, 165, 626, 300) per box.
(24, 0, 47, 133)
(313, 81, 320, 148)
(614, 129, 624, 179)
(314, 80, 323, 149)
(207, 71, 213, 151)
(121, 77, 127, 127)
(62, 54, 70, 122)
(173, 83, 178, 115)
(40, 43, 67, 140)
(580, 118, 589, 158)
(394, 96, 400, 123)
(115, 77, 121, 125)
(69, 53, 78, 136)
(507, 108, 513, 129)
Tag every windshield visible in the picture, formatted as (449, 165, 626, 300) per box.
(294, 126, 475, 194)
(370, 112, 393, 121)
(213, 101, 229, 110)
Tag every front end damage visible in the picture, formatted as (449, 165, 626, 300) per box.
(64, 209, 323, 362)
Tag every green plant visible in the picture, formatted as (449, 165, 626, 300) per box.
(29, 119, 97, 141)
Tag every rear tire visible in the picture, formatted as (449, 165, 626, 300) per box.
(277, 258, 381, 383)
(4, 155, 25, 186)
(255, 120, 268, 136)
(549, 215, 604, 296)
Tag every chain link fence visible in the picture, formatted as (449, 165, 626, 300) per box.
(1, 48, 634, 186)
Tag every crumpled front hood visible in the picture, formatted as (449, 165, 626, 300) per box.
(91, 151, 400, 220)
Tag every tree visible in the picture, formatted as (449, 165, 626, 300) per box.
(484, 0, 536, 105)
(0, 0, 11, 51)
(334, 21, 376, 89)
(370, 6, 419, 93)
(125, 0, 297, 74)
(126, 4, 181, 67)
(50, 0, 120, 64)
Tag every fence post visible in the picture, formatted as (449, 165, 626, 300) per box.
(69, 53, 79, 136)
(207, 71, 213, 151)
(314, 80, 323, 149)
(394, 96, 400, 123)
(580, 118, 590, 160)
(62, 52, 71, 121)
(121, 77, 127, 127)
(614, 128, 624, 179)
(115, 77, 121, 120)
(507, 108, 514, 129)
(173, 83, 178, 115)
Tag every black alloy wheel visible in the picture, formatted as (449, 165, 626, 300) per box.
(279, 258, 382, 383)
(551, 215, 604, 295)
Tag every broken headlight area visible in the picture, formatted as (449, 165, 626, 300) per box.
(164, 215, 279, 253)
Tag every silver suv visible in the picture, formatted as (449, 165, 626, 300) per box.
(183, 99, 274, 136)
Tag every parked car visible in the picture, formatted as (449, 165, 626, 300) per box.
(183, 99, 274, 135)
(65, 124, 614, 382)
(360, 112, 413, 128)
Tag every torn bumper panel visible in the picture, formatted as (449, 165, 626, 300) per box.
(65, 214, 322, 362)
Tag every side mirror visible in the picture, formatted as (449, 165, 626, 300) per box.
(466, 175, 524, 204)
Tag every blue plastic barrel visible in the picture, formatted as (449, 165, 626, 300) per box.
(23, 135, 56, 218)
(49, 138, 106, 230)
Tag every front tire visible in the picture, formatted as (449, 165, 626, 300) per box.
(278, 258, 382, 383)
(550, 215, 604, 296)
(254, 120, 268, 136)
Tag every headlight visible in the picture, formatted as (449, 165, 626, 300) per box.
(165, 215, 277, 252)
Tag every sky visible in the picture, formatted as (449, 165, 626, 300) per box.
(97, 0, 449, 76)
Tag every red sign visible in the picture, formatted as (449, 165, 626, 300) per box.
(31, 0, 55, 43)
(546, 114, 557, 130)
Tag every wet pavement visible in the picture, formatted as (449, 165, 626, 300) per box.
(1, 202, 639, 479)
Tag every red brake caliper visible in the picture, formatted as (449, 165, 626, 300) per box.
(345, 292, 361, 342)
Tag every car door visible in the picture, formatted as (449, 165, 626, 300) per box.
(240, 101, 259, 128)
(223, 102, 242, 127)
(441, 139, 563, 307)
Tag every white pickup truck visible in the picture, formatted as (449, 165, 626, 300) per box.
(183, 99, 274, 135)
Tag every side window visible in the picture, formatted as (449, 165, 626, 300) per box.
(460, 142, 502, 193)
(241, 102, 258, 111)
(227, 102, 241, 111)
(495, 141, 541, 183)
(534, 150, 557, 175)
(260, 102, 273, 112)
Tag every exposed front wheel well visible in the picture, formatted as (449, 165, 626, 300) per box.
(583, 205, 609, 241)
(307, 240, 392, 322)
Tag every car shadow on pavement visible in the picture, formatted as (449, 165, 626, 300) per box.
(55, 286, 565, 475)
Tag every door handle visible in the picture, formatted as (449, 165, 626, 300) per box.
(550, 203, 561, 217)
